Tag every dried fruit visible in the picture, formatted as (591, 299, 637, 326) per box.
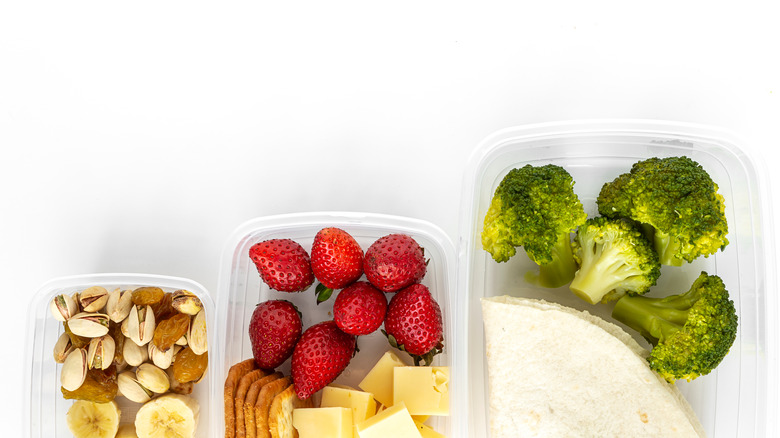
(172, 347, 208, 383)
(62, 365, 118, 403)
(79, 286, 109, 313)
(109, 322, 125, 366)
(166, 367, 194, 395)
(152, 313, 190, 352)
(151, 292, 176, 322)
(64, 321, 91, 348)
(131, 287, 165, 306)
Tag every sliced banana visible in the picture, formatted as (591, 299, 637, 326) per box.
(135, 393, 200, 438)
(65, 400, 121, 438)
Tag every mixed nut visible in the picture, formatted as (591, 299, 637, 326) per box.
(50, 286, 208, 404)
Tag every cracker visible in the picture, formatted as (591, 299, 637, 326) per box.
(254, 376, 292, 438)
(236, 369, 269, 438)
(268, 384, 313, 438)
(224, 359, 257, 438)
(243, 372, 284, 438)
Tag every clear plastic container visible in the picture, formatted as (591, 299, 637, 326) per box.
(457, 120, 778, 437)
(24, 273, 215, 437)
(212, 212, 460, 437)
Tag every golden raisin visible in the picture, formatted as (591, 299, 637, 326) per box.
(152, 313, 190, 352)
(109, 321, 124, 365)
(61, 365, 118, 403)
(63, 321, 90, 348)
(172, 347, 208, 383)
(151, 292, 176, 321)
(131, 286, 165, 306)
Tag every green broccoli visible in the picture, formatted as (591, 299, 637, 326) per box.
(612, 272, 738, 382)
(569, 216, 661, 304)
(597, 156, 729, 266)
(481, 164, 587, 288)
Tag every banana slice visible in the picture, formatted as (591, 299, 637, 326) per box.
(66, 400, 121, 438)
(135, 393, 200, 438)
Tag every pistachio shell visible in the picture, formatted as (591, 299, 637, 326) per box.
(171, 290, 203, 316)
(148, 342, 174, 370)
(187, 310, 208, 355)
(53, 332, 75, 363)
(87, 334, 116, 370)
(127, 305, 156, 346)
(174, 335, 188, 347)
(67, 313, 110, 338)
(135, 363, 170, 394)
(123, 337, 149, 367)
(106, 288, 133, 323)
(50, 294, 77, 322)
(117, 371, 153, 403)
(79, 286, 109, 313)
(61, 348, 88, 391)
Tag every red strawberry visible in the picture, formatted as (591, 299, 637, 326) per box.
(364, 233, 427, 292)
(249, 239, 314, 292)
(333, 281, 387, 336)
(384, 284, 443, 366)
(310, 227, 364, 303)
(291, 321, 356, 399)
(248, 300, 303, 370)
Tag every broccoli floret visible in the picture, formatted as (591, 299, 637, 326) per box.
(569, 216, 661, 304)
(612, 272, 738, 382)
(597, 156, 729, 266)
(481, 164, 587, 288)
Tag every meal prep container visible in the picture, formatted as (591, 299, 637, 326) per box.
(24, 273, 215, 437)
(213, 211, 460, 437)
(457, 120, 778, 437)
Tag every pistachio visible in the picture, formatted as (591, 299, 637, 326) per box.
(136, 363, 170, 394)
(166, 367, 193, 395)
(106, 288, 133, 323)
(187, 309, 208, 355)
(115, 357, 128, 374)
(175, 335, 188, 347)
(148, 342, 174, 370)
(171, 290, 203, 315)
(79, 286, 109, 313)
(67, 312, 110, 338)
(127, 305, 156, 346)
(86, 334, 116, 370)
(117, 371, 153, 403)
(61, 348, 88, 392)
(50, 294, 77, 322)
(123, 337, 149, 367)
(53, 332, 75, 363)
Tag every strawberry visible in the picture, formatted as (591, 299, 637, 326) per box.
(310, 227, 364, 303)
(384, 284, 443, 366)
(249, 239, 314, 292)
(364, 233, 427, 292)
(291, 320, 356, 399)
(248, 300, 303, 370)
(333, 281, 387, 336)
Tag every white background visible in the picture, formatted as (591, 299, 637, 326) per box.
(2, 1, 779, 435)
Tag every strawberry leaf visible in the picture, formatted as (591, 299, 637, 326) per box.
(315, 283, 334, 305)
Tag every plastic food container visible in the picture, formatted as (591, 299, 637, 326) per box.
(24, 273, 215, 437)
(213, 211, 460, 437)
(457, 120, 778, 437)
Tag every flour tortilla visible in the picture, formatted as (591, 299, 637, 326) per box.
(481, 296, 705, 438)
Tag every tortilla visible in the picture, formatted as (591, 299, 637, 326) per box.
(481, 296, 705, 438)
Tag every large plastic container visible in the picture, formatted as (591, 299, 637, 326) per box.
(457, 120, 778, 437)
(24, 273, 215, 437)
(212, 212, 461, 437)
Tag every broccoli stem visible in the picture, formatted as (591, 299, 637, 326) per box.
(612, 294, 690, 345)
(569, 239, 647, 304)
(537, 232, 577, 288)
(654, 231, 684, 266)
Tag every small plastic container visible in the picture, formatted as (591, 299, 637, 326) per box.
(24, 273, 215, 437)
(212, 212, 460, 437)
(457, 120, 778, 437)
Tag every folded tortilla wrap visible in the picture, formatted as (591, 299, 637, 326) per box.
(481, 295, 705, 438)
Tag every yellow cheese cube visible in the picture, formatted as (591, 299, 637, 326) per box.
(393, 366, 450, 416)
(358, 350, 409, 407)
(355, 402, 422, 438)
(321, 386, 377, 424)
(415, 421, 446, 438)
(293, 407, 353, 438)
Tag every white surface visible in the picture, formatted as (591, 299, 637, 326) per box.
(2, 2, 779, 436)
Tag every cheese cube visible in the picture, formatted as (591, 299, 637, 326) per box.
(293, 407, 352, 438)
(358, 350, 409, 407)
(415, 421, 446, 438)
(393, 367, 450, 416)
(355, 402, 422, 438)
(321, 386, 377, 424)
